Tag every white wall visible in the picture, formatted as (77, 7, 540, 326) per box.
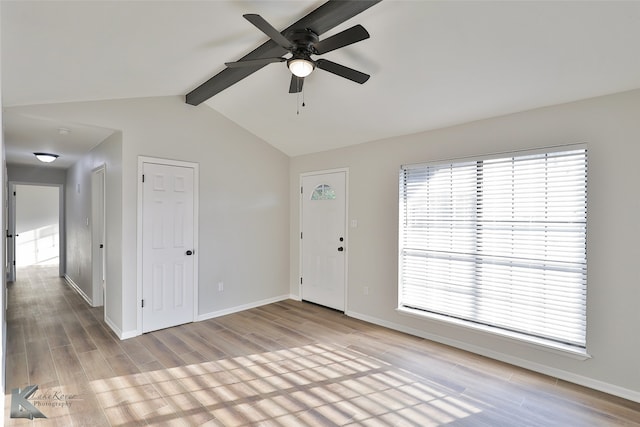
(290, 89, 640, 401)
(9, 96, 290, 337)
(65, 131, 122, 332)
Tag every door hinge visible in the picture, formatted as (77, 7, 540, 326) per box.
(142, 174, 145, 183)
(300, 186, 303, 194)
(13, 191, 16, 196)
(300, 232, 303, 239)
(13, 260, 15, 266)
(300, 277, 303, 285)
(141, 299, 144, 308)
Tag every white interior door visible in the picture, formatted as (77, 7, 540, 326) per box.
(91, 167, 105, 307)
(301, 171, 347, 311)
(142, 162, 196, 333)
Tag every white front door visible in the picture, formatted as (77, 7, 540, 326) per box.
(142, 162, 196, 333)
(301, 171, 347, 311)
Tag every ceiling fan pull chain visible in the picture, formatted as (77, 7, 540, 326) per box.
(302, 87, 306, 108)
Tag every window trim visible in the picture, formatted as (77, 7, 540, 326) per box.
(398, 144, 588, 358)
(397, 306, 590, 360)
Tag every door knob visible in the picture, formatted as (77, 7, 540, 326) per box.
(186, 250, 193, 256)
(337, 247, 344, 252)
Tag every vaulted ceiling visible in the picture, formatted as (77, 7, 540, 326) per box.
(3, 1, 640, 167)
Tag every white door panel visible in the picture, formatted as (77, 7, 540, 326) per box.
(142, 163, 195, 333)
(301, 171, 346, 311)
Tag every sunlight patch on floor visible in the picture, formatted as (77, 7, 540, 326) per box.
(88, 342, 483, 425)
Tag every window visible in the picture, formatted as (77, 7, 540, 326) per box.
(398, 147, 587, 350)
(311, 184, 336, 200)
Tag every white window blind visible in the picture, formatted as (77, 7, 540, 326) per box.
(399, 148, 587, 348)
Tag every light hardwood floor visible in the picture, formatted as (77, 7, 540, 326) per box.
(4, 265, 640, 426)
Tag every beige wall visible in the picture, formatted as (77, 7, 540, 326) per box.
(290, 89, 640, 401)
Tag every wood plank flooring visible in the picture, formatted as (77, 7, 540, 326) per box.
(4, 265, 640, 426)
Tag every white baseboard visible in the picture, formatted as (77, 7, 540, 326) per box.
(346, 310, 640, 403)
(120, 329, 138, 340)
(197, 294, 290, 321)
(103, 315, 122, 338)
(64, 275, 93, 306)
(102, 315, 136, 340)
(289, 293, 302, 301)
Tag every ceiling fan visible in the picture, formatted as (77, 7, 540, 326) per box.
(225, 14, 370, 94)
(185, 0, 381, 105)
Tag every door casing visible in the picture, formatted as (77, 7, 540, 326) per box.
(91, 165, 106, 307)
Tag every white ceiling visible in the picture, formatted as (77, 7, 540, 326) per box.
(3, 1, 640, 164)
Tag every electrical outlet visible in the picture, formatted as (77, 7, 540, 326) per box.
(218, 282, 224, 292)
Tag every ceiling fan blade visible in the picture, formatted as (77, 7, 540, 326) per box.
(243, 14, 293, 50)
(289, 76, 304, 93)
(225, 57, 286, 68)
(186, 0, 381, 105)
(314, 24, 370, 55)
(315, 59, 370, 84)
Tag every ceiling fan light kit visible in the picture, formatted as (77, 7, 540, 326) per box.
(288, 58, 315, 78)
(185, 0, 382, 105)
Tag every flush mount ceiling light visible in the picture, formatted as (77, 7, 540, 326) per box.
(34, 152, 59, 163)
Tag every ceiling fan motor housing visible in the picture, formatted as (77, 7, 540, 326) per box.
(286, 29, 320, 57)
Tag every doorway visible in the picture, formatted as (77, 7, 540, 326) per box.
(300, 170, 347, 311)
(91, 166, 106, 307)
(138, 157, 199, 334)
(8, 183, 63, 281)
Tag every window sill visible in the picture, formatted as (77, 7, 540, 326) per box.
(396, 306, 591, 361)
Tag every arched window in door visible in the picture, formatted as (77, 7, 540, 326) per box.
(311, 184, 336, 200)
